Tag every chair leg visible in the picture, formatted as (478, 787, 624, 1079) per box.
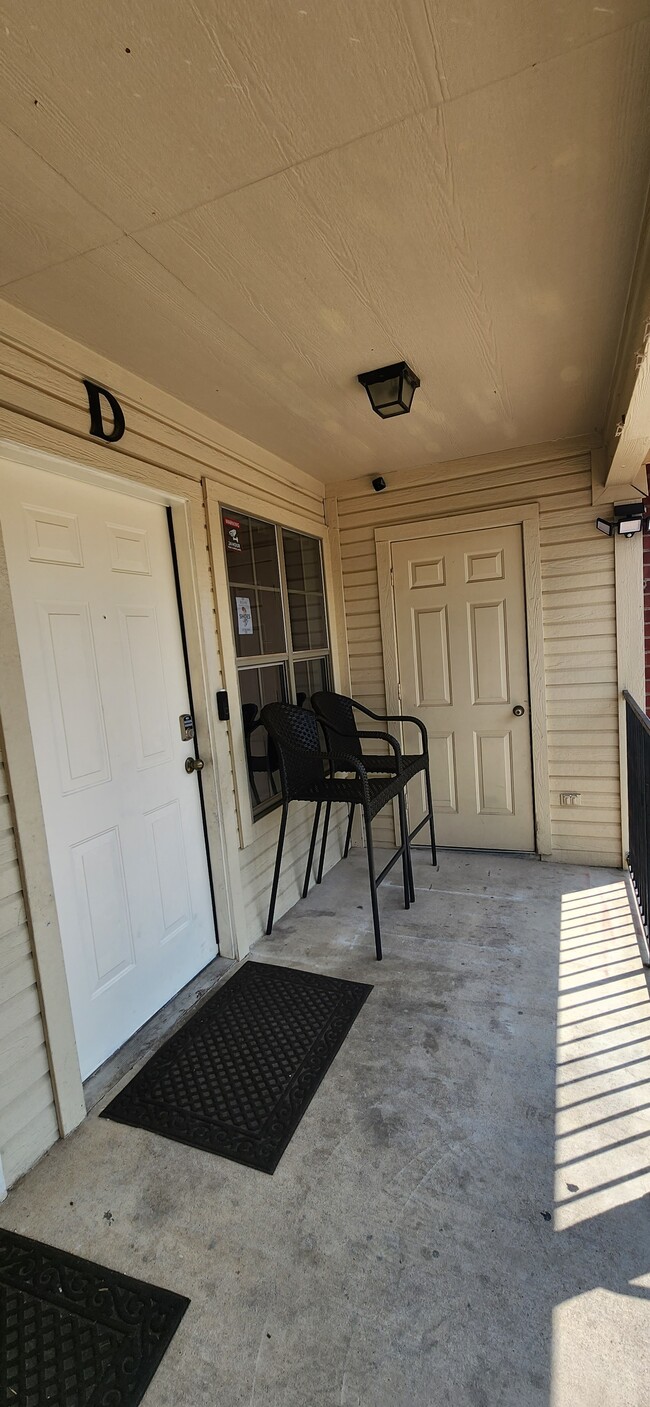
(316, 800, 332, 884)
(302, 801, 322, 899)
(403, 788, 416, 902)
(423, 760, 437, 867)
(397, 788, 411, 912)
(363, 807, 382, 961)
(266, 802, 289, 935)
(343, 804, 355, 859)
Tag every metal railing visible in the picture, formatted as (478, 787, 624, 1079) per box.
(623, 690, 650, 950)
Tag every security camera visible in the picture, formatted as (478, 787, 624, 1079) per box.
(372, 476, 387, 492)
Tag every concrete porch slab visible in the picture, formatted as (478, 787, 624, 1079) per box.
(1, 850, 649, 1406)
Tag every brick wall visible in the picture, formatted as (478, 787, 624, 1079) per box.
(645, 501, 650, 707)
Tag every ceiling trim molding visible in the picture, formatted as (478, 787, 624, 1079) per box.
(326, 433, 601, 501)
(603, 185, 650, 461)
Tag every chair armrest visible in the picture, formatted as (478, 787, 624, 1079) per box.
(350, 699, 427, 754)
(317, 719, 403, 773)
(382, 715, 427, 752)
(320, 750, 372, 803)
(355, 729, 403, 770)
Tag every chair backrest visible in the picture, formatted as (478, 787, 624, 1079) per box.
(311, 691, 363, 761)
(260, 702, 325, 799)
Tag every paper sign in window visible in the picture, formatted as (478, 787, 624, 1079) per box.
(236, 596, 253, 635)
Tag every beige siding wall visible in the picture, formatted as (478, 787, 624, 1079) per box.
(0, 301, 339, 1187)
(0, 749, 58, 1194)
(0, 303, 341, 939)
(332, 446, 621, 866)
(0, 305, 626, 1195)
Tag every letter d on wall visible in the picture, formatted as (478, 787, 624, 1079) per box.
(83, 379, 126, 443)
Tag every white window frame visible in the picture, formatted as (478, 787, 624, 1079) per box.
(204, 478, 342, 848)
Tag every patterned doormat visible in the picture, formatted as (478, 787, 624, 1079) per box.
(101, 961, 372, 1173)
(0, 1227, 188, 1406)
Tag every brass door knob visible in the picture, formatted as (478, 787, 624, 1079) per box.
(185, 756, 205, 773)
(512, 705, 525, 717)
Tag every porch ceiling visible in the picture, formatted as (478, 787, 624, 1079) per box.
(0, 2, 649, 482)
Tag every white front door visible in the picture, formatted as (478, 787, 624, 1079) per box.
(391, 522, 535, 851)
(0, 459, 217, 1078)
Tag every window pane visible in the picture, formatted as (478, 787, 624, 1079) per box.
(223, 508, 282, 590)
(229, 586, 261, 657)
(259, 589, 286, 653)
(306, 594, 327, 649)
(252, 518, 281, 590)
(282, 529, 327, 651)
(229, 586, 286, 659)
(225, 509, 286, 657)
(282, 530, 323, 593)
(288, 592, 327, 650)
(287, 591, 309, 650)
(239, 663, 287, 814)
(223, 511, 254, 586)
(293, 656, 330, 709)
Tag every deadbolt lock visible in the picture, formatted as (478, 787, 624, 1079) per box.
(179, 713, 194, 741)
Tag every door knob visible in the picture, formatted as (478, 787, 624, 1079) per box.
(185, 756, 205, 773)
(512, 705, 525, 717)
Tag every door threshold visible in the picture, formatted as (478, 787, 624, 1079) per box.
(84, 955, 233, 1114)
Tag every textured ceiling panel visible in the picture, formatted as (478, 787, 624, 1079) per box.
(0, 0, 430, 230)
(0, 2, 648, 479)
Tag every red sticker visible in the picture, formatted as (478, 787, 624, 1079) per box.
(224, 515, 242, 551)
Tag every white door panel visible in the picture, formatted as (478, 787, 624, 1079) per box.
(392, 523, 535, 851)
(0, 460, 217, 1077)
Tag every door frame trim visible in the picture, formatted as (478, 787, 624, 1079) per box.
(375, 503, 552, 857)
(0, 440, 247, 1141)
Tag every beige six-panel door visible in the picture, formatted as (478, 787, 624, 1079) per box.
(391, 523, 535, 850)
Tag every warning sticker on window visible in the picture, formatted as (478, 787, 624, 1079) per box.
(224, 515, 242, 551)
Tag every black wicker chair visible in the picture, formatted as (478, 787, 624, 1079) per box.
(312, 692, 437, 881)
(260, 701, 414, 960)
(241, 702, 279, 807)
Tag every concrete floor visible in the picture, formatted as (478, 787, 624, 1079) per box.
(2, 849, 650, 1406)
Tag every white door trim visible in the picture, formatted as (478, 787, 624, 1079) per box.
(375, 503, 552, 856)
(0, 513, 86, 1136)
(0, 439, 246, 1140)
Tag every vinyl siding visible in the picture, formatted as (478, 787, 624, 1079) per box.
(0, 301, 338, 1185)
(0, 302, 341, 949)
(332, 447, 621, 866)
(0, 751, 58, 1192)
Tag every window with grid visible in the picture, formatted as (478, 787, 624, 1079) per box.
(222, 508, 331, 818)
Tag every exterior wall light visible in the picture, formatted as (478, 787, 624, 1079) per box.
(595, 503, 645, 539)
(357, 362, 420, 418)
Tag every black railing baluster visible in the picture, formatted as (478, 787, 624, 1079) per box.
(623, 690, 650, 948)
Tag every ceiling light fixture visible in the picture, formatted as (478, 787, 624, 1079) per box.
(357, 361, 420, 418)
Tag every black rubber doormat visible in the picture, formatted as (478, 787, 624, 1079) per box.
(0, 1227, 188, 1407)
(101, 961, 372, 1173)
